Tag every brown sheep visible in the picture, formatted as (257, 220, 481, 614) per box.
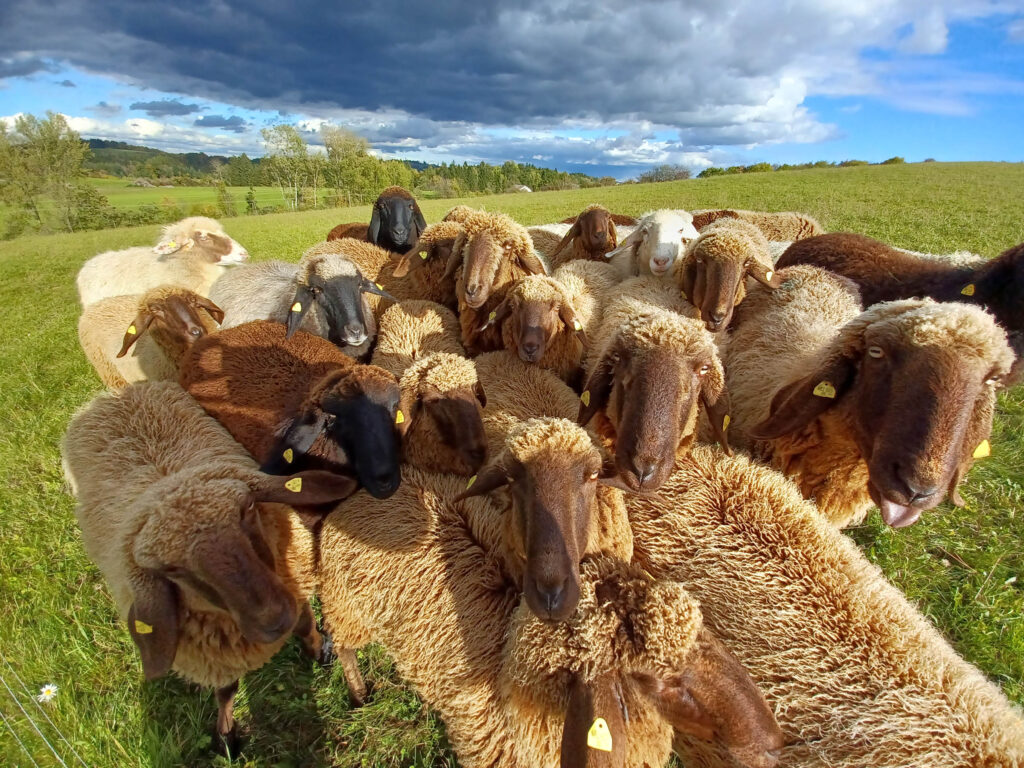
(690, 209, 823, 241)
(78, 285, 223, 389)
(776, 233, 1024, 379)
(390, 220, 467, 309)
(325, 186, 426, 253)
(724, 265, 1015, 528)
(179, 321, 404, 499)
(548, 205, 637, 266)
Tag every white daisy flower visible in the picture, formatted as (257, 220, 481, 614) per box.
(36, 684, 58, 703)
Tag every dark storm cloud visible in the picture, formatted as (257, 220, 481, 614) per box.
(0, 55, 59, 79)
(129, 98, 202, 117)
(194, 114, 247, 132)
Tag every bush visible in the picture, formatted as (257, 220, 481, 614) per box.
(923, 158, 937, 163)
(188, 202, 222, 218)
(698, 167, 726, 178)
(881, 156, 906, 165)
(838, 159, 869, 167)
(636, 164, 691, 183)
(215, 181, 236, 218)
(745, 162, 773, 174)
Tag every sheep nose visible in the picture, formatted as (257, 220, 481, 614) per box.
(895, 464, 939, 503)
(653, 257, 669, 267)
(634, 459, 658, 488)
(342, 324, 367, 345)
(522, 340, 539, 356)
(536, 577, 567, 616)
(465, 284, 480, 298)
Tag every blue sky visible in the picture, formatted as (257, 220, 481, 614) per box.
(1, 1, 1023, 179)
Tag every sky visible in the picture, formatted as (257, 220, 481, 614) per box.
(1, 0, 1023, 180)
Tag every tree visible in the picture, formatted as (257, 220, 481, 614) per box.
(261, 125, 309, 209)
(215, 181, 236, 217)
(637, 164, 692, 183)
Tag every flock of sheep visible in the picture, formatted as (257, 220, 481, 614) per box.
(62, 184, 1024, 767)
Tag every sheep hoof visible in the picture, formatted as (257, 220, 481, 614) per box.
(214, 725, 241, 758)
(317, 633, 335, 667)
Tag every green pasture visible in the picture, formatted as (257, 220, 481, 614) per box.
(0, 161, 1022, 766)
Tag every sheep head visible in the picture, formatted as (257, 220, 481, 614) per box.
(153, 216, 249, 264)
(579, 313, 730, 492)
(368, 186, 426, 253)
(486, 275, 586, 364)
(458, 228, 546, 310)
(606, 210, 699, 277)
(553, 206, 620, 260)
(752, 299, 1014, 527)
(127, 468, 357, 679)
(117, 287, 223, 358)
(456, 418, 611, 622)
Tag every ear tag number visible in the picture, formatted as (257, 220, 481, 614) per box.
(587, 717, 612, 752)
(134, 620, 153, 635)
(285, 477, 302, 493)
(961, 284, 975, 296)
(291, 302, 302, 313)
(580, 390, 591, 407)
(282, 448, 294, 464)
(973, 440, 991, 459)
(395, 409, 405, 424)
(813, 381, 836, 398)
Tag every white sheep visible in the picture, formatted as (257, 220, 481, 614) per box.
(605, 209, 699, 279)
(76, 216, 249, 306)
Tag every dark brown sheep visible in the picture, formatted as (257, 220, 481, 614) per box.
(550, 205, 637, 265)
(179, 321, 404, 499)
(776, 233, 1024, 379)
(326, 187, 426, 254)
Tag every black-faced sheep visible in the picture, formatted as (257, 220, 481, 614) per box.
(579, 277, 731, 492)
(371, 300, 488, 476)
(690, 209, 824, 241)
(317, 442, 782, 768)
(625, 444, 1024, 768)
(179, 321, 404, 499)
(326, 186, 427, 254)
(722, 265, 1014, 528)
(61, 381, 359, 752)
(776, 233, 1024, 379)
(78, 285, 223, 389)
(605, 210, 699, 279)
(676, 218, 780, 332)
(76, 216, 249, 306)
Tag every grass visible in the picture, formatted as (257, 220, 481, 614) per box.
(0, 161, 1022, 766)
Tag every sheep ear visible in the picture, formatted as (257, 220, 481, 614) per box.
(360, 278, 399, 304)
(152, 237, 189, 256)
(368, 206, 382, 245)
(286, 285, 315, 338)
(127, 572, 179, 681)
(747, 260, 782, 289)
(749, 357, 856, 440)
(396, 387, 419, 437)
(252, 470, 359, 506)
(607, 219, 618, 249)
(442, 238, 465, 280)
(559, 303, 587, 345)
(561, 675, 625, 768)
(454, 463, 509, 501)
(479, 296, 512, 332)
(517, 248, 548, 276)
(260, 410, 331, 474)
(678, 254, 697, 305)
(702, 386, 732, 456)
(549, 221, 580, 260)
(578, 349, 618, 425)
(474, 379, 487, 407)
(116, 311, 157, 358)
(413, 204, 427, 234)
(193, 295, 225, 324)
(605, 227, 643, 260)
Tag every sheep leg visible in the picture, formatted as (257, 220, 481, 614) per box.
(336, 647, 368, 707)
(293, 601, 328, 664)
(213, 679, 240, 756)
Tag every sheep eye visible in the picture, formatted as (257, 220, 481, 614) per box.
(698, 363, 711, 375)
(867, 346, 884, 359)
(985, 375, 1000, 385)
(189, 328, 202, 338)
(588, 470, 599, 481)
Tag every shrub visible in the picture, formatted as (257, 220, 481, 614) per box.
(881, 156, 906, 165)
(698, 167, 726, 178)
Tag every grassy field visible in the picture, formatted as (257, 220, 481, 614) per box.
(1, 161, 1022, 767)
(81, 178, 288, 213)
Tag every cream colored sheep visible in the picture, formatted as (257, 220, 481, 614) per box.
(690, 209, 823, 241)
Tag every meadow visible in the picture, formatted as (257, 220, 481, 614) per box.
(1, 161, 1022, 767)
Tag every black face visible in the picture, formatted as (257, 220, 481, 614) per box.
(308, 273, 374, 349)
(371, 197, 423, 253)
(328, 394, 402, 499)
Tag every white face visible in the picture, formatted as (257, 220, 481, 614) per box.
(197, 229, 250, 265)
(644, 212, 698, 276)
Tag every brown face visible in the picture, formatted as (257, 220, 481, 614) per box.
(682, 255, 746, 332)
(578, 209, 614, 253)
(421, 388, 488, 474)
(462, 231, 508, 308)
(192, 229, 248, 264)
(851, 338, 998, 528)
(508, 297, 561, 363)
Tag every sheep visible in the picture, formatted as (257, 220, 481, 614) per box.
(776, 233, 1024, 379)
(390, 220, 468, 308)
(579, 277, 731, 492)
(325, 186, 427, 254)
(676, 218, 780, 332)
(371, 301, 488, 476)
(721, 265, 1015, 528)
(545, 205, 637, 267)
(483, 260, 620, 384)
(317, 430, 782, 768)
(179, 320, 405, 499)
(61, 381, 360, 751)
(395, 208, 547, 354)
(78, 285, 223, 389)
(528, 223, 573, 265)
(76, 216, 249, 306)
(690, 209, 824, 241)
(605, 209, 699, 279)
(625, 443, 1024, 768)
(209, 243, 396, 360)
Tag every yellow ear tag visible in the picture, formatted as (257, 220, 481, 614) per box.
(376, 282, 383, 290)
(973, 440, 991, 459)
(134, 620, 153, 635)
(723, 414, 731, 431)
(282, 448, 294, 464)
(587, 717, 612, 752)
(489, 311, 496, 321)
(395, 409, 405, 424)
(765, 269, 774, 281)
(961, 284, 976, 297)
(285, 477, 302, 493)
(813, 381, 836, 399)
(127, 324, 137, 335)
(573, 319, 582, 331)
(580, 390, 591, 407)
(466, 474, 477, 489)
(419, 250, 428, 259)
(291, 302, 302, 313)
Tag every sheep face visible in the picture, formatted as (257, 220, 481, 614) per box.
(127, 470, 357, 677)
(369, 188, 426, 253)
(679, 239, 780, 332)
(609, 211, 699, 277)
(117, 291, 224, 359)
(460, 231, 510, 309)
(753, 301, 1012, 528)
(458, 421, 604, 622)
(156, 221, 249, 265)
(580, 323, 726, 492)
(404, 382, 488, 475)
(554, 207, 620, 261)
(491, 279, 584, 365)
